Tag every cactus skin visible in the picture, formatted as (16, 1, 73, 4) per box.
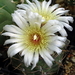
(11, 51, 64, 75)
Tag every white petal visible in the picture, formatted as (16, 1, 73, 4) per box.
(57, 36, 67, 42)
(66, 16, 74, 23)
(49, 4, 59, 12)
(26, 11, 34, 23)
(17, 4, 30, 10)
(40, 51, 53, 67)
(21, 49, 28, 56)
(61, 22, 73, 31)
(24, 51, 34, 67)
(52, 40, 65, 48)
(4, 39, 21, 45)
(43, 56, 53, 67)
(47, 25, 61, 33)
(42, 0, 46, 11)
(47, 49, 54, 54)
(26, 0, 36, 10)
(57, 17, 69, 24)
(46, 0, 51, 11)
(7, 43, 24, 57)
(2, 32, 20, 38)
(55, 10, 69, 15)
(26, 11, 42, 28)
(16, 9, 27, 20)
(48, 35, 66, 43)
(47, 35, 57, 43)
(32, 13, 43, 25)
(12, 13, 27, 29)
(33, 0, 41, 11)
(48, 45, 62, 54)
(57, 16, 73, 23)
(20, 45, 31, 56)
(53, 8, 65, 14)
(31, 51, 39, 70)
(59, 28, 67, 36)
(41, 49, 54, 61)
(3, 25, 22, 34)
(47, 35, 58, 44)
(42, 20, 61, 33)
(45, 20, 61, 27)
(14, 10, 28, 27)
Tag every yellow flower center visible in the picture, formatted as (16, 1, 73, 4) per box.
(40, 12, 56, 21)
(32, 10, 59, 24)
(21, 26, 48, 51)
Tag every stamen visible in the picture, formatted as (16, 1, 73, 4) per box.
(30, 33, 41, 45)
(33, 34, 38, 41)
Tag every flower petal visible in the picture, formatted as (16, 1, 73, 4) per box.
(58, 16, 73, 23)
(12, 12, 28, 29)
(59, 28, 67, 36)
(46, 0, 51, 11)
(3, 25, 23, 34)
(31, 51, 39, 70)
(42, 20, 61, 33)
(7, 43, 24, 57)
(25, 11, 43, 28)
(53, 8, 65, 14)
(49, 4, 59, 12)
(17, 4, 30, 10)
(52, 40, 65, 48)
(61, 22, 73, 31)
(24, 51, 34, 67)
(14, 10, 28, 27)
(55, 10, 69, 15)
(2, 32, 20, 38)
(48, 45, 62, 54)
(57, 36, 67, 42)
(40, 50, 53, 67)
(4, 39, 21, 45)
(26, 0, 36, 10)
(41, 49, 54, 61)
(33, 0, 41, 11)
(42, 0, 46, 11)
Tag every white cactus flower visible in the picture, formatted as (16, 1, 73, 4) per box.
(2, 10, 66, 70)
(17, 0, 73, 36)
